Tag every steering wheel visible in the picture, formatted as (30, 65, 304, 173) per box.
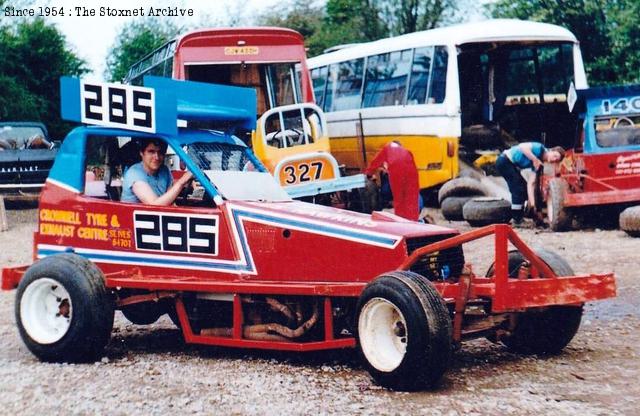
(287, 128, 306, 146)
(0, 139, 12, 150)
(613, 117, 634, 128)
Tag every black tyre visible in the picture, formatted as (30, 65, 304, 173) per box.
(619, 205, 640, 237)
(121, 302, 164, 325)
(486, 249, 583, 355)
(462, 197, 511, 227)
(547, 178, 572, 231)
(437, 177, 488, 205)
(15, 254, 114, 362)
(356, 271, 452, 391)
(441, 196, 474, 221)
(349, 179, 378, 213)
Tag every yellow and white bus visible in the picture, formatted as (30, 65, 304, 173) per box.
(307, 19, 588, 190)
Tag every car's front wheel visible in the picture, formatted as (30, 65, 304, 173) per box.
(15, 254, 114, 362)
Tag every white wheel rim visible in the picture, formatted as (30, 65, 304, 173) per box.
(358, 297, 408, 372)
(20, 277, 72, 344)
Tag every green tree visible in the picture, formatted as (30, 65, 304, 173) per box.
(258, 0, 387, 56)
(257, 0, 324, 43)
(320, 0, 386, 48)
(608, 0, 640, 84)
(258, 0, 466, 57)
(378, 0, 461, 35)
(0, 19, 88, 138)
(105, 20, 182, 83)
(489, 0, 640, 85)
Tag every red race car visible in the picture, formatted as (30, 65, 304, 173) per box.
(1, 77, 616, 391)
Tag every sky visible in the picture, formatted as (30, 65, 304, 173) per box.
(4, 0, 489, 81)
(3, 0, 282, 81)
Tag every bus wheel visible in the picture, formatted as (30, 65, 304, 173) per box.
(619, 205, 640, 237)
(547, 178, 572, 231)
(356, 271, 451, 391)
(15, 254, 114, 362)
(486, 249, 583, 355)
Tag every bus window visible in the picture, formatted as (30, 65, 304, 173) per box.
(408, 47, 433, 105)
(330, 58, 364, 111)
(363, 49, 412, 108)
(186, 63, 300, 116)
(126, 40, 176, 85)
(311, 66, 328, 109)
(503, 44, 574, 105)
(538, 44, 574, 102)
(324, 64, 337, 112)
(294, 63, 303, 104)
(267, 63, 297, 107)
(505, 48, 538, 103)
(427, 46, 448, 104)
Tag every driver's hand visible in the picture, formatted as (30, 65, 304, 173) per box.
(180, 171, 194, 186)
(533, 159, 542, 171)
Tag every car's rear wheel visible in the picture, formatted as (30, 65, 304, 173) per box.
(356, 271, 451, 390)
(485, 249, 583, 354)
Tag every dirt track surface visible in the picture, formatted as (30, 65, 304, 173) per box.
(1, 206, 639, 415)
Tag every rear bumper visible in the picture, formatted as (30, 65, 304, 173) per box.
(1, 265, 28, 290)
(565, 187, 640, 207)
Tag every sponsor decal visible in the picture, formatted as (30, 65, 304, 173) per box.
(39, 208, 126, 245)
(615, 152, 640, 175)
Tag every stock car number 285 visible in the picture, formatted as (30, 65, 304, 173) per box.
(134, 211, 219, 256)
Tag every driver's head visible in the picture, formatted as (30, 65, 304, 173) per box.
(544, 146, 566, 163)
(139, 138, 168, 174)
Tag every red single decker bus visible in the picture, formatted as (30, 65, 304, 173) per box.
(124, 27, 314, 117)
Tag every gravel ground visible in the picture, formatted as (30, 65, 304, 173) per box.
(1, 205, 639, 415)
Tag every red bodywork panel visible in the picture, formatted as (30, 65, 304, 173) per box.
(25, 182, 455, 286)
(549, 149, 640, 207)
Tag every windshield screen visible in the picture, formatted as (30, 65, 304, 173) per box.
(186, 141, 292, 202)
(0, 125, 47, 149)
(595, 115, 640, 148)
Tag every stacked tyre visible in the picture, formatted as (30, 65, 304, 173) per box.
(438, 177, 489, 221)
(462, 197, 511, 227)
